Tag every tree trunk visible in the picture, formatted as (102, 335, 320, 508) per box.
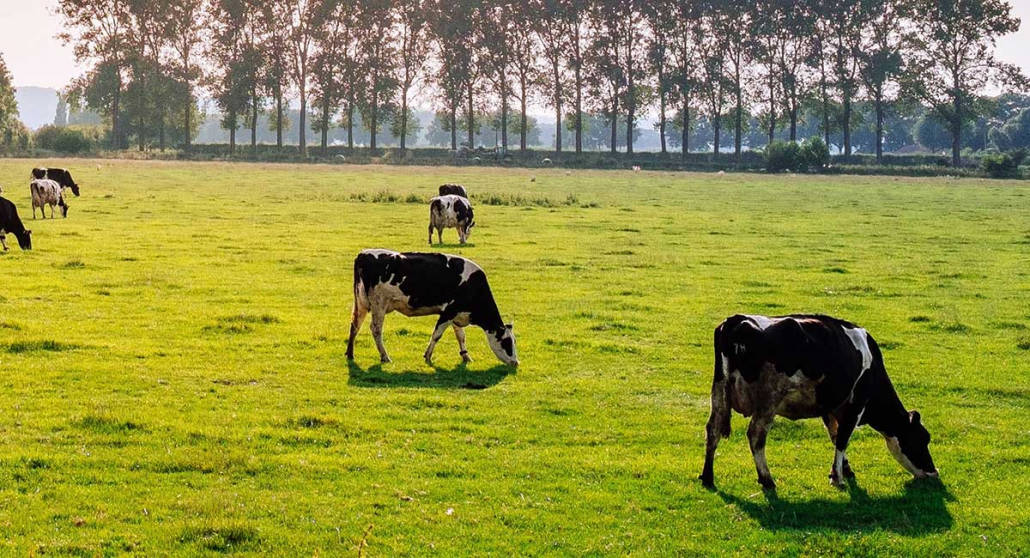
(610, 99, 618, 154)
(574, 34, 583, 153)
(843, 96, 852, 156)
(251, 88, 258, 152)
(789, 103, 797, 141)
(501, 95, 508, 151)
(520, 75, 528, 151)
(276, 91, 283, 149)
(951, 89, 962, 167)
(159, 114, 165, 151)
(347, 97, 354, 149)
(553, 57, 562, 153)
(370, 89, 378, 151)
(875, 95, 884, 164)
(111, 81, 121, 149)
(659, 88, 667, 154)
(400, 87, 408, 150)
(734, 88, 742, 161)
(184, 102, 191, 150)
(713, 118, 720, 158)
(467, 81, 474, 147)
(322, 97, 329, 154)
(450, 104, 457, 150)
(681, 102, 689, 160)
(299, 70, 307, 157)
(229, 109, 236, 154)
(626, 68, 634, 154)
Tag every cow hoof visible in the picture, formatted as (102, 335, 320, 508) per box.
(461, 354, 473, 363)
(758, 477, 776, 490)
(380, 357, 392, 364)
(699, 474, 715, 490)
(843, 464, 855, 479)
(829, 473, 846, 489)
(424, 357, 433, 366)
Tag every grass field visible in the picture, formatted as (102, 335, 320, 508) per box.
(0, 159, 1027, 555)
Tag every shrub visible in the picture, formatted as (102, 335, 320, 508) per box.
(800, 137, 830, 171)
(34, 125, 95, 153)
(981, 150, 1025, 179)
(765, 141, 801, 172)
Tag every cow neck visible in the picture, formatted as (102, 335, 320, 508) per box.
(861, 381, 910, 437)
(469, 287, 505, 334)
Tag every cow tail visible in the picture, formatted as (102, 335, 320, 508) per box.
(352, 256, 367, 312)
(713, 324, 732, 438)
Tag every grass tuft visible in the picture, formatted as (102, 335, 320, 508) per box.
(72, 415, 144, 434)
(179, 523, 260, 552)
(5, 340, 78, 353)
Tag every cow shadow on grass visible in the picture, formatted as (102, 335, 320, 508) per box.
(426, 242, 477, 249)
(347, 361, 512, 390)
(718, 477, 954, 535)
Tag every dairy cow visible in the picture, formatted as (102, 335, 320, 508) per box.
(346, 249, 519, 367)
(0, 195, 32, 250)
(31, 179, 68, 219)
(31, 168, 80, 197)
(428, 194, 475, 245)
(700, 314, 937, 489)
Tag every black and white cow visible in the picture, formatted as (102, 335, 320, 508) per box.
(346, 249, 519, 367)
(31, 168, 80, 197)
(0, 196, 32, 250)
(438, 183, 468, 198)
(31, 179, 68, 219)
(428, 195, 475, 245)
(700, 314, 937, 490)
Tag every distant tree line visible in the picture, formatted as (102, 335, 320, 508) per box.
(56, 0, 1027, 165)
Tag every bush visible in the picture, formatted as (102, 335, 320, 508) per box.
(765, 141, 801, 172)
(981, 149, 1026, 179)
(800, 137, 830, 171)
(34, 125, 95, 153)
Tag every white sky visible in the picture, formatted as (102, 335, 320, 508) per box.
(2, 0, 1029, 93)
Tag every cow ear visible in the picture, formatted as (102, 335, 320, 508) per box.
(909, 410, 920, 424)
(505, 323, 513, 330)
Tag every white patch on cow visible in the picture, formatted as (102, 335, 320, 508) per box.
(844, 327, 873, 401)
(720, 353, 731, 376)
(743, 314, 774, 330)
(363, 248, 399, 258)
(885, 435, 923, 477)
(452, 311, 472, 327)
(447, 255, 482, 285)
(833, 449, 846, 480)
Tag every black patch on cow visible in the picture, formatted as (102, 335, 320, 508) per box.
(31, 168, 46, 179)
(439, 184, 468, 198)
(0, 196, 32, 249)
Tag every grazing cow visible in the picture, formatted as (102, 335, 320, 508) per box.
(346, 249, 519, 367)
(429, 195, 475, 245)
(0, 196, 32, 250)
(438, 183, 468, 198)
(31, 179, 68, 219)
(700, 314, 937, 490)
(31, 168, 80, 197)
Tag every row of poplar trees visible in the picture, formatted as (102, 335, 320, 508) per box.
(58, 0, 1026, 165)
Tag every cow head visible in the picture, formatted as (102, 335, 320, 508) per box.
(884, 411, 937, 479)
(16, 229, 32, 250)
(487, 324, 519, 367)
(68, 183, 80, 197)
(31, 168, 46, 180)
(59, 199, 69, 217)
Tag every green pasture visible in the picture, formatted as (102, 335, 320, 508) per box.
(0, 159, 1027, 555)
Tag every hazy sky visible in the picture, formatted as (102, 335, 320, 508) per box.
(2, 0, 1029, 91)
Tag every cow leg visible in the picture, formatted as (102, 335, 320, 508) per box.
(822, 415, 854, 480)
(829, 406, 862, 488)
(453, 325, 472, 363)
(437, 227, 443, 244)
(747, 413, 776, 489)
(0, 236, 7, 251)
(700, 374, 731, 488)
(428, 223, 434, 245)
(346, 303, 368, 361)
(458, 227, 466, 244)
(369, 310, 391, 363)
(423, 316, 453, 366)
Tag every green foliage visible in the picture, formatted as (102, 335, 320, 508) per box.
(800, 137, 830, 171)
(981, 149, 1027, 178)
(34, 125, 97, 153)
(0, 53, 23, 148)
(765, 140, 802, 172)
